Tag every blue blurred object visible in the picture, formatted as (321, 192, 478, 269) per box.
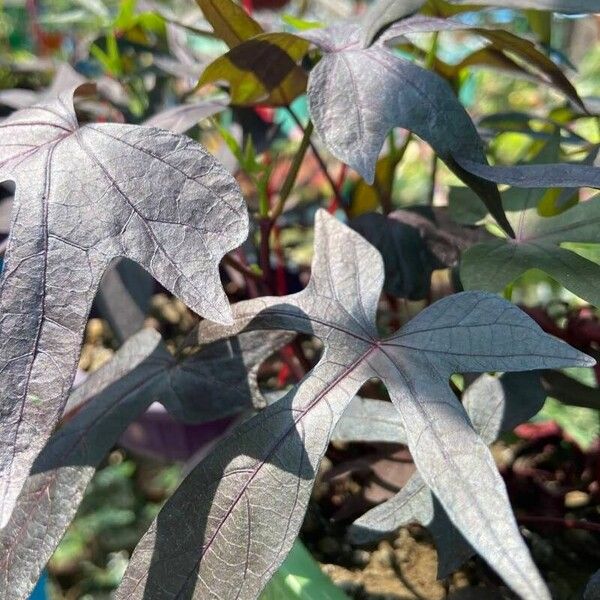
(28, 571, 48, 600)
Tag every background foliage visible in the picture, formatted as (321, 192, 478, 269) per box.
(1, 1, 600, 599)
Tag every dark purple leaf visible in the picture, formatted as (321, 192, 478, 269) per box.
(360, 0, 427, 47)
(0, 327, 289, 600)
(350, 371, 547, 577)
(116, 210, 591, 600)
(0, 84, 248, 527)
(303, 24, 513, 235)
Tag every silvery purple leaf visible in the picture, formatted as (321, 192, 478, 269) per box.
(350, 371, 546, 577)
(360, 0, 427, 47)
(303, 25, 513, 234)
(448, 0, 600, 12)
(143, 97, 228, 134)
(0, 327, 289, 600)
(0, 83, 248, 527)
(116, 210, 591, 600)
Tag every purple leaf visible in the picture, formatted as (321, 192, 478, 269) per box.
(0, 83, 248, 527)
(116, 211, 592, 600)
(0, 328, 289, 600)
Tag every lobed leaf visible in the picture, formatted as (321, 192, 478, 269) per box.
(0, 327, 289, 600)
(195, 0, 262, 49)
(446, 0, 600, 13)
(195, 0, 308, 106)
(95, 258, 154, 343)
(303, 24, 513, 235)
(460, 192, 600, 306)
(143, 97, 228, 134)
(349, 372, 546, 577)
(381, 16, 584, 111)
(0, 329, 168, 600)
(360, 0, 428, 48)
(332, 397, 408, 444)
(349, 211, 444, 299)
(457, 157, 600, 189)
(350, 208, 489, 298)
(0, 84, 248, 527)
(267, 391, 410, 444)
(0, 63, 85, 110)
(117, 210, 592, 600)
(198, 32, 309, 106)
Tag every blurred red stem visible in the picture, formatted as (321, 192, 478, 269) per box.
(26, 0, 41, 51)
(518, 516, 600, 533)
(223, 254, 263, 282)
(328, 163, 347, 213)
(272, 224, 287, 296)
(259, 218, 274, 290)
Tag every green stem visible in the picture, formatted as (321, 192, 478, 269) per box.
(271, 121, 314, 220)
(286, 107, 345, 213)
(428, 154, 438, 206)
(425, 32, 439, 70)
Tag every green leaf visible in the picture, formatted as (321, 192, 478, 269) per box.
(534, 397, 599, 449)
(198, 32, 309, 106)
(461, 193, 600, 305)
(260, 540, 349, 600)
(196, 0, 262, 49)
(281, 15, 324, 32)
(381, 16, 585, 112)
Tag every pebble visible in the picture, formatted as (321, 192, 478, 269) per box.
(85, 318, 106, 344)
(151, 294, 180, 324)
(565, 490, 590, 508)
(350, 549, 370, 567)
(373, 542, 395, 568)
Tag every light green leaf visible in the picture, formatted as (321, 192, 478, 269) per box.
(461, 194, 600, 306)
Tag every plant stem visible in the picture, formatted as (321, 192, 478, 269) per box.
(428, 153, 438, 206)
(259, 218, 274, 289)
(286, 106, 345, 212)
(425, 32, 439, 70)
(328, 163, 348, 213)
(223, 254, 263, 282)
(518, 515, 600, 533)
(272, 224, 287, 296)
(270, 121, 314, 220)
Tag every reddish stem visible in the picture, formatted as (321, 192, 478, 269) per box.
(518, 515, 600, 533)
(285, 107, 346, 215)
(272, 224, 287, 296)
(327, 164, 347, 213)
(259, 218, 274, 290)
(386, 293, 401, 333)
(26, 0, 41, 52)
(279, 345, 305, 383)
